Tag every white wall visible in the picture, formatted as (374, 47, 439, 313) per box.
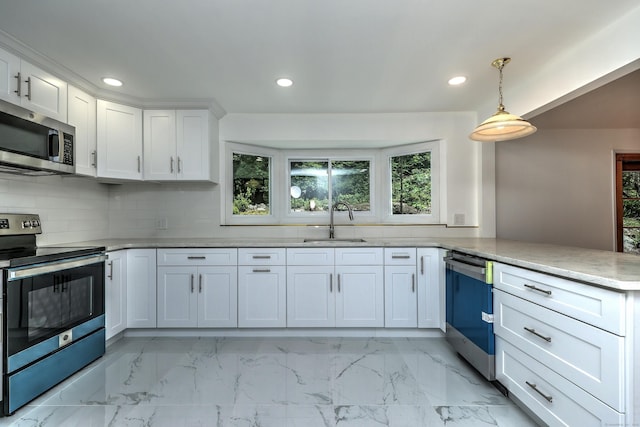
(496, 128, 640, 251)
(0, 174, 109, 245)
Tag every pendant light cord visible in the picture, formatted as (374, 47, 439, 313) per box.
(497, 61, 505, 112)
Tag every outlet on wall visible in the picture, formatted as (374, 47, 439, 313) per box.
(156, 218, 168, 229)
(453, 213, 465, 226)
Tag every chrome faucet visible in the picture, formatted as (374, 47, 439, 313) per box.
(329, 201, 354, 239)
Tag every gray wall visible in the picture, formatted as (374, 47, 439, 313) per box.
(496, 128, 640, 251)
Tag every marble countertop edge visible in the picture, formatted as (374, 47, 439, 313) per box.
(48, 237, 640, 291)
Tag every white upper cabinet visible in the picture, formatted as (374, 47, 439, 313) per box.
(143, 109, 210, 181)
(0, 47, 67, 122)
(96, 100, 143, 180)
(67, 85, 97, 177)
(0, 47, 20, 104)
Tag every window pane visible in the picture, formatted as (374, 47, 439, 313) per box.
(623, 199, 640, 227)
(623, 170, 640, 198)
(232, 153, 270, 215)
(331, 160, 370, 212)
(290, 161, 329, 213)
(391, 152, 431, 214)
(623, 227, 640, 254)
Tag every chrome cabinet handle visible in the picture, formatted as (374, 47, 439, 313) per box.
(338, 274, 341, 292)
(170, 156, 174, 173)
(252, 255, 271, 259)
(24, 76, 32, 100)
(412, 273, 415, 293)
(524, 327, 552, 342)
(137, 156, 141, 173)
(187, 256, 206, 260)
(392, 254, 410, 259)
(177, 156, 182, 173)
(524, 284, 552, 296)
(91, 151, 97, 167)
(420, 256, 424, 275)
(14, 72, 21, 97)
(199, 274, 202, 293)
(329, 274, 333, 292)
(526, 381, 553, 403)
(190, 274, 194, 293)
(107, 261, 113, 280)
(252, 268, 271, 273)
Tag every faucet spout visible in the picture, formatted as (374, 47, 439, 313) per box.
(329, 201, 354, 239)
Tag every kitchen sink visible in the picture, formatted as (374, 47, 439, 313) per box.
(303, 238, 366, 243)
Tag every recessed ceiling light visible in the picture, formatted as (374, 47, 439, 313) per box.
(448, 76, 467, 86)
(276, 78, 293, 87)
(102, 77, 123, 87)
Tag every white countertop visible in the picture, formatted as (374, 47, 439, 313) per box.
(59, 237, 640, 291)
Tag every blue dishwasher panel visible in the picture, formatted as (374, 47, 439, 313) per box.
(446, 267, 494, 355)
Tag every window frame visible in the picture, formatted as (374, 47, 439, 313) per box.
(222, 141, 441, 225)
(225, 142, 280, 225)
(382, 141, 440, 223)
(285, 151, 377, 224)
(615, 152, 640, 253)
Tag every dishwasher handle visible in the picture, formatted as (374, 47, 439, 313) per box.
(444, 256, 491, 283)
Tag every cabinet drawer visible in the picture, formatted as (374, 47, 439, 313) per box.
(238, 248, 286, 265)
(384, 248, 417, 265)
(496, 339, 624, 427)
(493, 263, 625, 335)
(157, 248, 237, 266)
(287, 248, 334, 265)
(494, 289, 624, 411)
(335, 248, 383, 265)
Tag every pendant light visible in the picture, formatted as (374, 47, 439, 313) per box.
(470, 58, 536, 142)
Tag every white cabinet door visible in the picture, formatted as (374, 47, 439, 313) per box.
(0, 47, 67, 121)
(238, 265, 286, 327)
(105, 251, 126, 340)
(416, 248, 443, 329)
(177, 110, 210, 181)
(143, 110, 176, 180)
(335, 265, 384, 327)
(287, 266, 335, 327)
(18, 61, 67, 122)
(0, 47, 20, 104)
(67, 85, 97, 177)
(126, 249, 157, 328)
(384, 265, 417, 328)
(157, 266, 198, 327)
(96, 100, 143, 180)
(198, 266, 238, 328)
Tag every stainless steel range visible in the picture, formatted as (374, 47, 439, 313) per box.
(0, 213, 106, 416)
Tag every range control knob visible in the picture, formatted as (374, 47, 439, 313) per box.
(22, 220, 31, 228)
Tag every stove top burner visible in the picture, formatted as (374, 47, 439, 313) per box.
(0, 213, 105, 268)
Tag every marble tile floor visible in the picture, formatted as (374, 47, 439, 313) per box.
(0, 337, 539, 426)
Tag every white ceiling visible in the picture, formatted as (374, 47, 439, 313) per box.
(0, 0, 639, 119)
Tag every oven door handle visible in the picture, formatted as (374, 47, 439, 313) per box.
(7, 254, 108, 281)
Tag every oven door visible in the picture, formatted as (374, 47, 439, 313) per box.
(4, 255, 106, 362)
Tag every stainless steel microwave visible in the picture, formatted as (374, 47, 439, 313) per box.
(0, 99, 75, 175)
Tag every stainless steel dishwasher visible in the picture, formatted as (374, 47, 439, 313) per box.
(444, 251, 495, 381)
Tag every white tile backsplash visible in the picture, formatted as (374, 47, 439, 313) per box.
(1, 175, 480, 244)
(0, 174, 110, 245)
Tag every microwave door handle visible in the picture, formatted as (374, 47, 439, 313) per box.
(7, 255, 107, 281)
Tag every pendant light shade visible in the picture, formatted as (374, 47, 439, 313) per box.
(470, 58, 536, 142)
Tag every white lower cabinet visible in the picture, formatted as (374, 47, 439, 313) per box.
(287, 248, 384, 328)
(493, 262, 627, 426)
(496, 339, 624, 426)
(384, 248, 417, 328)
(417, 248, 445, 329)
(127, 249, 157, 328)
(157, 249, 238, 328)
(238, 248, 286, 328)
(105, 250, 126, 340)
